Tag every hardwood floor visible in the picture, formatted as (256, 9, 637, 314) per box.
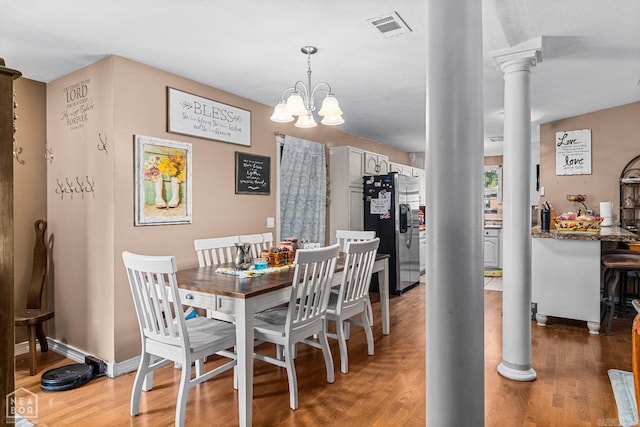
(15, 282, 634, 426)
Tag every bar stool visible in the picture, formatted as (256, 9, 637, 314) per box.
(601, 252, 640, 335)
(601, 249, 637, 300)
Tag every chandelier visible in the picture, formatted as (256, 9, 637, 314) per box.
(270, 46, 344, 128)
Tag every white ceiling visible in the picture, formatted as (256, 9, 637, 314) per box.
(2, 0, 639, 155)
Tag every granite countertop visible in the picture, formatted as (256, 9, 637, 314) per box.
(531, 225, 640, 243)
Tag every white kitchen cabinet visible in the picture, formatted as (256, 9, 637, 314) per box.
(483, 228, 502, 269)
(389, 162, 426, 205)
(532, 238, 600, 334)
(329, 145, 366, 186)
(349, 188, 364, 231)
(363, 152, 389, 175)
(389, 161, 413, 176)
(416, 169, 426, 205)
(329, 146, 367, 244)
(389, 162, 403, 174)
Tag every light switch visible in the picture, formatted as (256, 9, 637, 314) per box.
(540, 186, 545, 196)
(266, 217, 275, 228)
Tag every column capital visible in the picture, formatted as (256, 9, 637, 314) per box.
(490, 36, 543, 73)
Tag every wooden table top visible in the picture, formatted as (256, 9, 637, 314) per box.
(176, 252, 389, 300)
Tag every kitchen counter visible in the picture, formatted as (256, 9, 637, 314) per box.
(531, 225, 639, 243)
(530, 225, 639, 334)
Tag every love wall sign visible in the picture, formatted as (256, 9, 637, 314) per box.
(555, 129, 592, 176)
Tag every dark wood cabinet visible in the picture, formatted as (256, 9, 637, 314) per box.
(619, 154, 640, 233)
(0, 58, 21, 425)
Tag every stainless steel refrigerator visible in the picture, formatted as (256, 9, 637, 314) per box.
(363, 172, 420, 295)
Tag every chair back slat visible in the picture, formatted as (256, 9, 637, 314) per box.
(123, 252, 188, 349)
(238, 232, 274, 258)
(338, 238, 380, 311)
(194, 236, 240, 267)
(287, 244, 340, 333)
(336, 229, 376, 252)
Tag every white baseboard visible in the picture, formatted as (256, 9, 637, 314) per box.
(14, 341, 32, 356)
(15, 338, 140, 379)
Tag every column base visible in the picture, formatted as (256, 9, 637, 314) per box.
(497, 362, 537, 382)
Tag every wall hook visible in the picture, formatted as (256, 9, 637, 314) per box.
(97, 132, 108, 154)
(45, 144, 54, 163)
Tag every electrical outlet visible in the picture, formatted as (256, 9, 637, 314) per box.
(266, 217, 275, 228)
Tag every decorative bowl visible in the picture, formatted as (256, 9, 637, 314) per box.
(555, 217, 603, 233)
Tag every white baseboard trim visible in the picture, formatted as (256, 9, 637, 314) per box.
(15, 338, 140, 379)
(14, 341, 33, 356)
(112, 356, 141, 377)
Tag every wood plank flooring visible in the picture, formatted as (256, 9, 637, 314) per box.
(15, 282, 634, 426)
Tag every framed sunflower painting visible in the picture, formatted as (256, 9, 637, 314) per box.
(134, 135, 192, 226)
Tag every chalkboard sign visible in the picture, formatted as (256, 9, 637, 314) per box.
(235, 152, 270, 195)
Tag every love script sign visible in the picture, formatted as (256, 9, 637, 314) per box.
(167, 87, 251, 146)
(555, 129, 592, 176)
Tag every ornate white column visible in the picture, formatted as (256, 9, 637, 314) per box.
(491, 38, 543, 381)
(426, 0, 484, 424)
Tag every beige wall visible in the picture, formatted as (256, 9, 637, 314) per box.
(46, 58, 115, 358)
(539, 101, 640, 220)
(13, 78, 47, 344)
(42, 55, 410, 363)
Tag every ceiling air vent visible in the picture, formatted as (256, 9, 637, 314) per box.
(488, 136, 504, 143)
(366, 12, 412, 39)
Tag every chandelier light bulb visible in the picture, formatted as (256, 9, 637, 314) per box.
(295, 113, 318, 128)
(284, 93, 306, 116)
(318, 95, 343, 117)
(321, 114, 345, 126)
(270, 101, 294, 123)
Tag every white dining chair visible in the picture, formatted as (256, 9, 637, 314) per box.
(335, 229, 377, 329)
(122, 251, 237, 427)
(325, 238, 380, 373)
(238, 232, 274, 258)
(193, 236, 240, 321)
(336, 229, 376, 252)
(194, 235, 239, 267)
(253, 243, 340, 410)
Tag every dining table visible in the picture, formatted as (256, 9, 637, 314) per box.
(174, 252, 390, 427)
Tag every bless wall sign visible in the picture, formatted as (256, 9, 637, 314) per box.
(555, 129, 592, 176)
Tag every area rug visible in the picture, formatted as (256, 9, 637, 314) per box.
(9, 415, 34, 426)
(608, 369, 638, 427)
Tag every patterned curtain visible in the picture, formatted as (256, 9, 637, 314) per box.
(280, 136, 326, 244)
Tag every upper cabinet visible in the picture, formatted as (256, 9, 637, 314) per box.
(390, 161, 426, 205)
(390, 162, 412, 176)
(363, 152, 389, 175)
(330, 146, 365, 187)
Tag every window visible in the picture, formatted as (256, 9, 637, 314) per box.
(484, 165, 502, 213)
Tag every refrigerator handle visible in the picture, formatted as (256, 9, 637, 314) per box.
(399, 204, 409, 233)
(405, 208, 413, 248)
